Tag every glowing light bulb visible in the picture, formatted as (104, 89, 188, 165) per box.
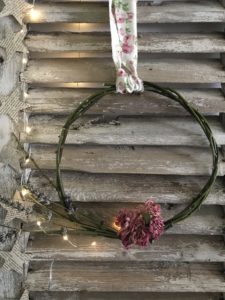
(37, 221, 41, 227)
(20, 29, 24, 33)
(29, 8, 41, 21)
(113, 222, 121, 231)
(22, 57, 27, 64)
(21, 188, 29, 197)
(91, 241, 96, 246)
(25, 126, 31, 134)
(24, 92, 28, 99)
(25, 158, 30, 164)
(63, 234, 68, 241)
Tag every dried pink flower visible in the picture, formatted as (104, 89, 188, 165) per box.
(115, 199, 164, 248)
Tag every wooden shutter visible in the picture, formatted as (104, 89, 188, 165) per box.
(22, 0, 225, 298)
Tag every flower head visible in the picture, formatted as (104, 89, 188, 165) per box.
(115, 199, 164, 248)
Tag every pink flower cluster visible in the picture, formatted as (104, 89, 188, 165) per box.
(115, 200, 164, 248)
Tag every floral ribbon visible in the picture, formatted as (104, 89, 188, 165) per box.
(109, 0, 144, 93)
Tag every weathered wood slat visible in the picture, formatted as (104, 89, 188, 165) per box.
(25, 261, 225, 292)
(23, 204, 225, 235)
(26, 88, 225, 116)
(24, 1, 225, 24)
(21, 116, 225, 146)
(24, 58, 225, 84)
(26, 145, 225, 176)
(27, 291, 225, 300)
(26, 234, 225, 262)
(29, 23, 224, 35)
(0, 271, 22, 299)
(25, 33, 225, 54)
(29, 171, 225, 205)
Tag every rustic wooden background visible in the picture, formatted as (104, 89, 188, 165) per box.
(24, 0, 225, 299)
(1, 0, 225, 299)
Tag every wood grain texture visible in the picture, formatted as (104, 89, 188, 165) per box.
(25, 88, 225, 116)
(28, 291, 225, 300)
(24, 58, 225, 84)
(27, 234, 225, 262)
(12, 0, 225, 298)
(0, 271, 22, 299)
(29, 171, 225, 205)
(25, 33, 225, 54)
(26, 145, 225, 176)
(23, 204, 225, 236)
(24, 1, 225, 24)
(21, 116, 225, 146)
(25, 261, 225, 292)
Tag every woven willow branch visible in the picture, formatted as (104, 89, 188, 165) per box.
(53, 82, 218, 238)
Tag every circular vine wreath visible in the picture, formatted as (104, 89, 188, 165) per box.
(55, 81, 219, 248)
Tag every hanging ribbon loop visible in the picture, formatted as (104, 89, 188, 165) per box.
(109, 0, 144, 94)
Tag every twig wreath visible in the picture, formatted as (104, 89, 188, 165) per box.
(55, 81, 219, 248)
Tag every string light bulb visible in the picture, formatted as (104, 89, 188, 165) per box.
(62, 228, 69, 241)
(25, 158, 30, 164)
(24, 92, 28, 99)
(21, 188, 29, 197)
(91, 241, 97, 246)
(63, 234, 69, 241)
(113, 221, 121, 231)
(25, 126, 32, 134)
(37, 220, 42, 227)
(22, 57, 27, 64)
(29, 8, 41, 21)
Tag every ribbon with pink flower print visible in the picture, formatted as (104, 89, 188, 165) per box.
(109, 0, 144, 93)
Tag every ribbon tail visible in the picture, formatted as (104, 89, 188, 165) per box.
(109, 0, 144, 94)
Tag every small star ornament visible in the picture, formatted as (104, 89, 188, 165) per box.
(0, 26, 27, 61)
(0, 87, 29, 122)
(20, 289, 29, 300)
(0, 231, 30, 274)
(0, 0, 32, 25)
(0, 189, 35, 226)
(0, 200, 29, 225)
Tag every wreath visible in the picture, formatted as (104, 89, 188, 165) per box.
(53, 81, 219, 248)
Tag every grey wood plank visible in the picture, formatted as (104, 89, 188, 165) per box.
(25, 33, 225, 54)
(21, 116, 225, 146)
(25, 261, 225, 292)
(26, 234, 225, 262)
(0, 271, 22, 299)
(28, 291, 225, 300)
(24, 1, 225, 24)
(24, 58, 225, 84)
(26, 145, 225, 176)
(25, 88, 225, 116)
(29, 171, 225, 205)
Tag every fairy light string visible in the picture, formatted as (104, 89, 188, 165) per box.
(0, 0, 89, 249)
